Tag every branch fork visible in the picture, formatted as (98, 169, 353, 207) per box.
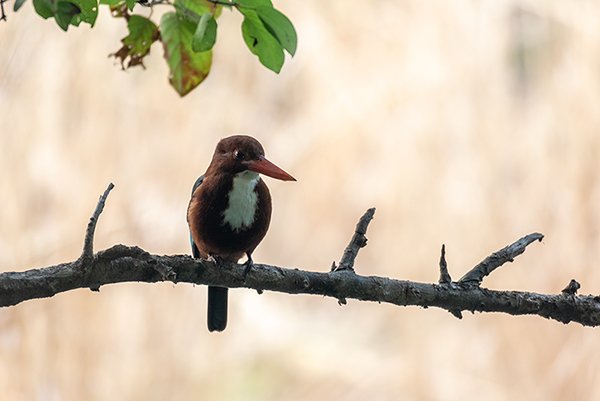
(1, 185, 599, 328)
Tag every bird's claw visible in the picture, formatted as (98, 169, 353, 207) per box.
(206, 254, 222, 264)
(243, 256, 254, 280)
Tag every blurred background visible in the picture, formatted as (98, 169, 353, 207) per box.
(2, 1, 600, 400)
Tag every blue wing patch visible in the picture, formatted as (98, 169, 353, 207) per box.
(191, 175, 205, 195)
(190, 175, 205, 258)
(191, 234, 200, 258)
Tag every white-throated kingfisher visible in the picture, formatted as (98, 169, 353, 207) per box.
(187, 135, 296, 332)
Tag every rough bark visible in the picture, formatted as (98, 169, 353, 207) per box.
(1, 184, 599, 328)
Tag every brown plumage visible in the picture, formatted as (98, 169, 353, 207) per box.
(187, 135, 295, 332)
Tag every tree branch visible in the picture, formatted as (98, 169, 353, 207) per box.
(332, 207, 375, 272)
(80, 183, 114, 264)
(0, 0, 7, 21)
(2, 186, 599, 328)
(459, 233, 544, 285)
(438, 244, 451, 284)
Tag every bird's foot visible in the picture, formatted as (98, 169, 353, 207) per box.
(206, 254, 222, 264)
(242, 254, 254, 280)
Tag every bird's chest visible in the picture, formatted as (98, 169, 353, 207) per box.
(221, 173, 259, 231)
(188, 172, 271, 258)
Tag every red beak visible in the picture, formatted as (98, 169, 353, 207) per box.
(247, 156, 296, 181)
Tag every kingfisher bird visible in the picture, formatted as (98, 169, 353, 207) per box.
(187, 135, 296, 332)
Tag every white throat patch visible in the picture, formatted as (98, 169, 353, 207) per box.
(222, 171, 260, 231)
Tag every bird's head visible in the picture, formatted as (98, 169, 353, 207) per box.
(208, 135, 296, 181)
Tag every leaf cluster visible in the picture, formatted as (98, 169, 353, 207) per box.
(12, 0, 297, 96)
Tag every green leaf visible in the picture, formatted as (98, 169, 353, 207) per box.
(14, 0, 28, 12)
(124, 15, 158, 55)
(54, 0, 80, 30)
(240, 9, 283, 73)
(107, 2, 128, 17)
(160, 11, 213, 96)
(255, 6, 296, 56)
(236, 0, 271, 8)
(194, 11, 211, 37)
(192, 13, 217, 52)
(69, 0, 98, 26)
(32, 0, 54, 19)
(98, 0, 122, 8)
(174, 0, 214, 21)
(33, 0, 97, 28)
(125, 0, 135, 11)
(111, 15, 158, 69)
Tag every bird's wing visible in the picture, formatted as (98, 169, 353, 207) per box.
(191, 175, 205, 195)
(190, 175, 205, 258)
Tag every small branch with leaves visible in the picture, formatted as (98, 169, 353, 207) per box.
(2, 184, 600, 327)
(6, 0, 297, 96)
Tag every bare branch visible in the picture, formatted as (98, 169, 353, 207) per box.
(332, 208, 376, 272)
(0, 0, 7, 21)
(1, 244, 599, 326)
(438, 244, 451, 284)
(1, 187, 598, 328)
(80, 183, 115, 264)
(459, 233, 544, 285)
(562, 279, 581, 296)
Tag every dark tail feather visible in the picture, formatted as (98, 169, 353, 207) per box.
(207, 286, 228, 332)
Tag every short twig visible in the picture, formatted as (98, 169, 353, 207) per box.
(438, 245, 460, 318)
(332, 208, 376, 272)
(438, 244, 452, 284)
(562, 279, 581, 296)
(0, 0, 7, 21)
(80, 183, 115, 264)
(459, 233, 544, 286)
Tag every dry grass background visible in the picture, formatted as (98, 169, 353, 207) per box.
(1, 0, 600, 400)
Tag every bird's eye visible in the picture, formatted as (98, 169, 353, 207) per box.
(234, 150, 245, 160)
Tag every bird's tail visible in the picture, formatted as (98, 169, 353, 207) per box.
(207, 286, 228, 332)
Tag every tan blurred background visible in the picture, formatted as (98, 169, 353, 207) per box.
(2, 0, 600, 400)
